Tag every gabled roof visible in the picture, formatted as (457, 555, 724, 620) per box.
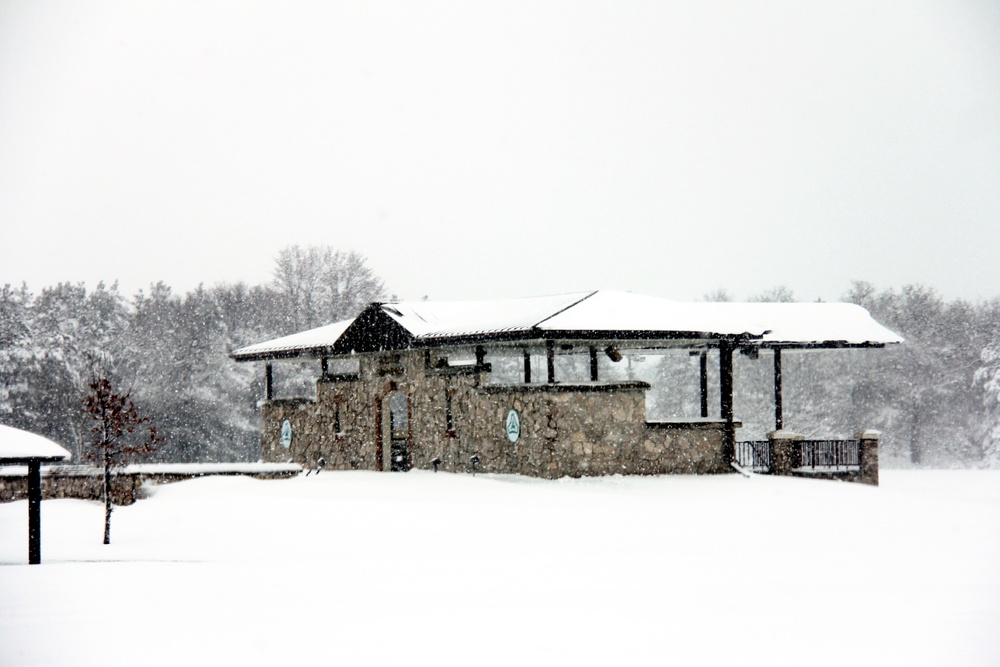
(380, 292, 594, 339)
(230, 290, 903, 362)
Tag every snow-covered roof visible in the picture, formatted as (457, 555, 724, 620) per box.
(231, 290, 902, 361)
(0, 424, 71, 463)
(381, 292, 593, 338)
(231, 318, 355, 360)
(533, 291, 903, 346)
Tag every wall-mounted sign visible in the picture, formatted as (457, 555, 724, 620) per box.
(280, 419, 292, 449)
(505, 409, 520, 443)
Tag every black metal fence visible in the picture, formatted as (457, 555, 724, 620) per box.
(798, 439, 861, 470)
(735, 439, 862, 474)
(735, 441, 771, 473)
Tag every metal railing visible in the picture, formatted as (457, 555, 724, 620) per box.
(735, 441, 771, 473)
(735, 439, 863, 474)
(798, 439, 860, 471)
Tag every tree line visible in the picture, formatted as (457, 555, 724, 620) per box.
(1, 249, 999, 468)
(0, 246, 384, 463)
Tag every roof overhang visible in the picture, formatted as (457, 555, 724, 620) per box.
(230, 290, 903, 362)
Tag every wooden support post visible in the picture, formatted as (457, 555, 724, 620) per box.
(321, 356, 329, 378)
(719, 340, 735, 463)
(475, 345, 487, 367)
(523, 349, 531, 384)
(28, 460, 41, 565)
(264, 363, 273, 401)
(546, 340, 556, 384)
(773, 348, 784, 431)
(699, 351, 709, 418)
(589, 346, 599, 382)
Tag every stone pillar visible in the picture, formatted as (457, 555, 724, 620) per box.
(768, 430, 804, 477)
(856, 429, 880, 487)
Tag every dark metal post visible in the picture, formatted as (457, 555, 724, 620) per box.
(28, 460, 41, 565)
(546, 340, 556, 384)
(719, 340, 735, 462)
(264, 362, 273, 401)
(589, 346, 599, 382)
(699, 351, 709, 418)
(523, 349, 531, 383)
(773, 348, 784, 430)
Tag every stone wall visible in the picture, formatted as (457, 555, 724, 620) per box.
(261, 350, 733, 479)
(0, 469, 141, 504)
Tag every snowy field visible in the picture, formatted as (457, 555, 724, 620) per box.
(2, 470, 998, 667)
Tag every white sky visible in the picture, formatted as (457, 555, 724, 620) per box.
(1, 1, 998, 303)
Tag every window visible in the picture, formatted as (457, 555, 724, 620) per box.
(389, 391, 409, 440)
(445, 390, 456, 436)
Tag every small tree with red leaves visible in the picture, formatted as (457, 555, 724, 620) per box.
(82, 361, 161, 544)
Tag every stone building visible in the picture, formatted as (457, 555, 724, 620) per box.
(232, 291, 901, 484)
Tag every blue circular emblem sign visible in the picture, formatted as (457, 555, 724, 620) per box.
(505, 409, 520, 443)
(280, 419, 292, 449)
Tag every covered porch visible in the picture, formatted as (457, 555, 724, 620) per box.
(481, 334, 886, 484)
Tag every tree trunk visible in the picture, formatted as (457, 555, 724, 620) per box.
(103, 450, 112, 545)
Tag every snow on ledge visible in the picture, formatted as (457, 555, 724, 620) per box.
(123, 462, 303, 475)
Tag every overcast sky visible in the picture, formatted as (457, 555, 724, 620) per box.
(1, 1, 998, 304)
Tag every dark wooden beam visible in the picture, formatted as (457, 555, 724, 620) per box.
(264, 363, 273, 401)
(699, 351, 709, 418)
(589, 346, 599, 382)
(546, 340, 556, 384)
(523, 349, 531, 384)
(719, 339, 735, 462)
(774, 348, 784, 430)
(28, 460, 41, 565)
(408, 328, 720, 349)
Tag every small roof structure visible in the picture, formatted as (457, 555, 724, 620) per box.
(0, 424, 71, 465)
(0, 425, 70, 565)
(231, 290, 903, 362)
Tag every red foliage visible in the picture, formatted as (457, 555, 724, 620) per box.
(82, 374, 161, 467)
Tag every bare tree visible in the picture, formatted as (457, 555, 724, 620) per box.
(748, 286, 796, 303)
(82, 358, 161, 544)
(702, 288, 732, 302)
(272, 245, 385, 331)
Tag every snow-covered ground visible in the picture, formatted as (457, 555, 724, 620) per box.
(1, 470, 998, 666)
